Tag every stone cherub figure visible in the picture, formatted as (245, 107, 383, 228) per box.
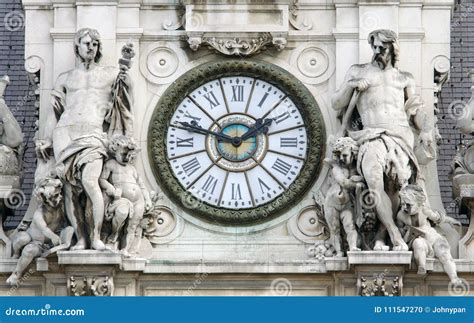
(324, 136, 364, 256)
(100, 134, 152, 256)
(332, 29, 435, 251)
(35, 28, 134, 251)
(6, 176, 73, 285)
(396, 184, 461, 284)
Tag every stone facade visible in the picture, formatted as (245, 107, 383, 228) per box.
(0, 0, 473, 296)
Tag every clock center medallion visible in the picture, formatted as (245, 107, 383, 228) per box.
(217, 124, 257, 162)
(206, 114, 267, 172)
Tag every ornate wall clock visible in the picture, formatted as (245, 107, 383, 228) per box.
(148, 60, 326, 225)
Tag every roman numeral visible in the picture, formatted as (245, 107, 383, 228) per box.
(201, 175, 218, 194)
(203, 91, 220, 109)
(257, 92, 269, 108)
(280, 137, 297, 148)
(183, 111, 201, 122)
(176, 137, 194, 147)
(274, 111, 291, 124)
(231, 183, 242, 200)
(258, 178, 271, 194)
(272, 158, 292, 176)
(231, 85, 244, 102)
(181, 157, 201, 176)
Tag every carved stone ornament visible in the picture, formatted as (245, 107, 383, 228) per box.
(359, 273, 401, 297)
(183, 3, 288, 56)
(68, 275, 113, 296)
(289, 0, 313, 31)
(288, 194, 330, 243)
(306, 241, 336, 261)
(189, 33, 287, 56)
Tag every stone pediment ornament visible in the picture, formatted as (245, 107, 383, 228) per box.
(359, 273, 401, 297)
(191, 33, 286, 56)
(68, 275, 113, 296)
(184, 3, 288, 56)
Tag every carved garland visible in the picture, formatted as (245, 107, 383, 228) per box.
(148, 60, 326, 225)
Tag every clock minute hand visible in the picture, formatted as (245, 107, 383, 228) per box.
(240, 118, 273, 141)
(179, 121, 234, 143)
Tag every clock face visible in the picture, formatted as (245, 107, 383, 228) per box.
(149, 60, 325, 225)
(167, 77, 308, 209)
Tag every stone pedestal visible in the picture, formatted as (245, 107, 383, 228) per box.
(1, 254, 474, 296)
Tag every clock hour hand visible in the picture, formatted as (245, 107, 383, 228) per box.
(240, 118, 273, 141)
(178, 121, 234, 143)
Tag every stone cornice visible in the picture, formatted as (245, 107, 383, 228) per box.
(50, 28, 76, 40)
(116, 28, 144, 39)
(332, 28, 358, 40)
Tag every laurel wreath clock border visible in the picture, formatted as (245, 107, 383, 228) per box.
(148, 59, 326, 226)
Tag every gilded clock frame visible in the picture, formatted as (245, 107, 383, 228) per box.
(148, 59, 326, 226)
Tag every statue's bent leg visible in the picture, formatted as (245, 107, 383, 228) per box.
(361, 148, 408, 251)
(107, 203, 130, 246)
(82, 159, 106, 251)
(7, 243, 41, 286)
(11, 231, 31, 258)
(324, 206, 343, 256)
(412, 237, 428, 274)
(341, 209, 360, 251)
(433, 239, 459, 284)
(64, 183, 87, 250)
(122, 202, 144, 256)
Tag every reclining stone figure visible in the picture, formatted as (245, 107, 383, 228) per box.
(396, 184, 461, 285)
(7, 176, 73, 285)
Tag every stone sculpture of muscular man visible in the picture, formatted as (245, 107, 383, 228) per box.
(332, 29, 434, 251)
(36, 28, 133, 250)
